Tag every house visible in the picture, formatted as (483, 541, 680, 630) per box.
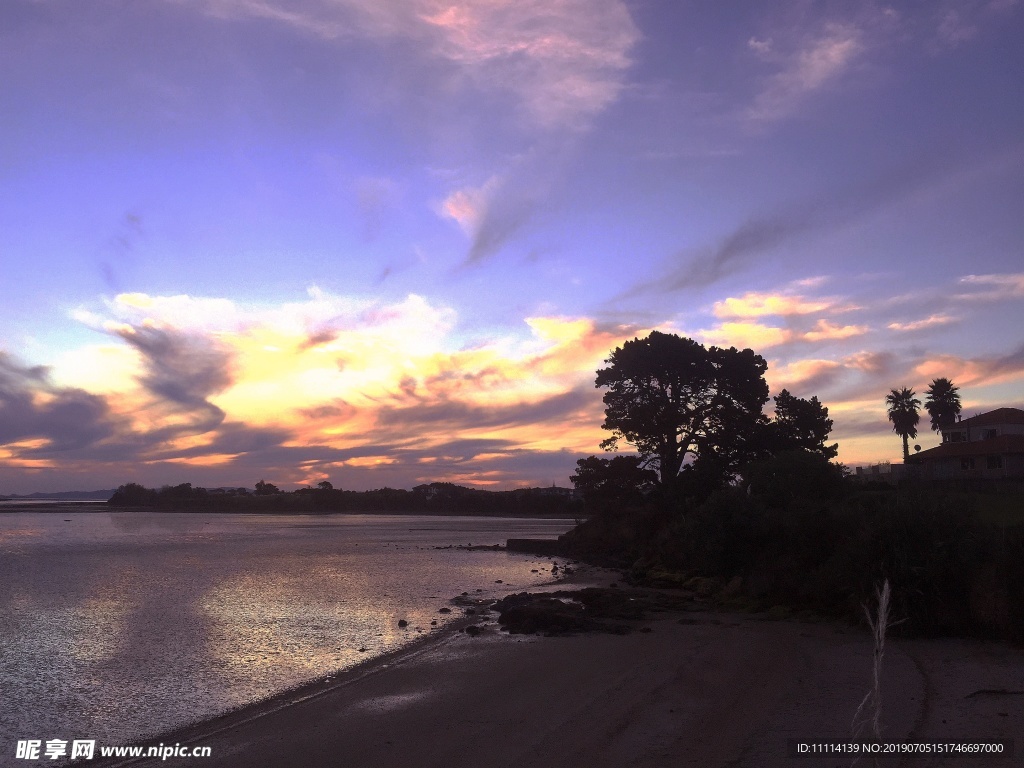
(854, 461, 909, 484)
(907, 407, 1024, 479)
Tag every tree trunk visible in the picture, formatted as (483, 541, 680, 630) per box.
(902, 433, 909, 462)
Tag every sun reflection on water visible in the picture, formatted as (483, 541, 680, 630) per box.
(1, 513, 574, 743)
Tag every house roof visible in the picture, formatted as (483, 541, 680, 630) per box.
(945, 407, 1024, 430)
(910, 433, 1024, 462)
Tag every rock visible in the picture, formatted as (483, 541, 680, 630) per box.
(493, 593, 593, 636)
(438, 607, 452, 614)
(465, 625, 482, 637)
(683, 576, 724, 597)
(398, 619, 409, 628)
(719, 575, 743, 599)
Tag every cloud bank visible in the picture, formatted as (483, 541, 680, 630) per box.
(2, 270, 1022, 490)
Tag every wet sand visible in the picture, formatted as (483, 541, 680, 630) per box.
(93, 588, 1022, 768)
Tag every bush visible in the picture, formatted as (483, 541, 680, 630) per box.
(566, 479, 1024, 643)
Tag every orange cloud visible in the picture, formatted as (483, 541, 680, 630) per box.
(802, 319, 868, 341)
(698, 317, 867, 349)
(45, 291, 628, 486)
(887, 314, 957, 332)
(713, 292, 837, 319)
(914, 350, 1024, 388)
(699, 322, 791, 349)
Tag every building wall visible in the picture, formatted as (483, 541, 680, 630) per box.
(943, 421, 1024, 443)
(922, 454, 1024, 480)
(1005, 454, 1024, 477)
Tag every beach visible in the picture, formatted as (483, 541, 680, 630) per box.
(92, 584, 1023, 768)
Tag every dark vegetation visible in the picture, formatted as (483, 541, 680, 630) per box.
(108, 480, 582, 517)
(562, 331, 1024, 643)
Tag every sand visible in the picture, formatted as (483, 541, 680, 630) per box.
(92, 588, 1023, 768)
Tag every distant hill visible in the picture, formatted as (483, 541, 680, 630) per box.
(0, 489, 116, 501)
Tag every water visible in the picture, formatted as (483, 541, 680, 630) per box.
(0, 512, 574, 744)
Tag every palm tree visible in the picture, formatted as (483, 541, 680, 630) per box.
(885, 387, 921, 461)
(924, 377, 961, 433)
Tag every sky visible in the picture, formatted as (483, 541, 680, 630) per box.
(1, 0, 1023, 494)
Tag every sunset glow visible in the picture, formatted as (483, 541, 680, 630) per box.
(1, 1, 1022, 492)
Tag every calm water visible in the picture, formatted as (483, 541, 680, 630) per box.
(0, 512, 573, 744)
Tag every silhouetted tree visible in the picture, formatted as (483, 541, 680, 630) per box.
(571, 455, 657, 507)
(885, 387, 921, 461)
(254, 479, 280, 495)
(317, 480, 334, 491)
(743, 449, 847, 507)
(924, 377, 961, 433)
(596, 331, 769, 493)
(767, 389, 838, 459)
(108, 482, 156, 506)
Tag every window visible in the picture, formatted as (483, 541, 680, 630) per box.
(960, 457, 975, 470)
(982, 429, 998, 440)
(947, 431, 967, 443)
(987, 455, 1003, 470)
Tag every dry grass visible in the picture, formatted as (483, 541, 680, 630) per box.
(851, 579, 891, 766)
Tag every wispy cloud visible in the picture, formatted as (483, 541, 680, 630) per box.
(748, 23, 863, 123)
(954, 273, 1024, 301)
(887, 314, 957, 332)
(629, 148, 984, 294)
(418, 0, 639, 129)
(441, 171, 545, 265)
(179, 1, 639, 267)
(936, 9, 979, 46)
(182, 0, 639, 130)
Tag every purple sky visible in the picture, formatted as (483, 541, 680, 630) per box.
(2, 0, 1023, 493)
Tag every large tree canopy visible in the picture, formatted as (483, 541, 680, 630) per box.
(767, 388, 838, 460)
(596, 331, 770, 490)
(570, 455, 657, 508)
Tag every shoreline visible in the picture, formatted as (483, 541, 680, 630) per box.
(86, 563, 616, 766)
(88, 575, 1023, 767)
(0, 505, 580, 519)
(87, 612, 484, 767)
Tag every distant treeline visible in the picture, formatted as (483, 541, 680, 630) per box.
(107, 480, 583, 517)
